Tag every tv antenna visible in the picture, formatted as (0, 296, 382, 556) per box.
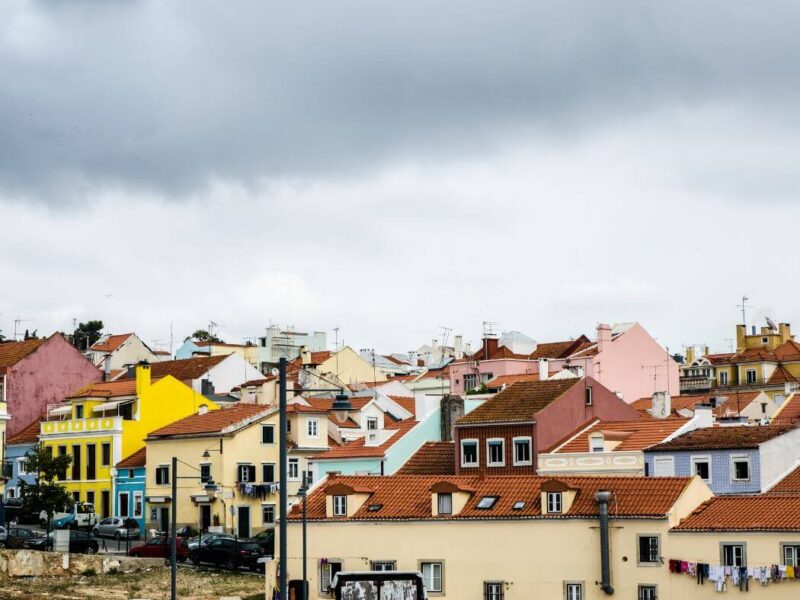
(14, 317, 34, 341)
(438, 326, 452, 349)
(737, 295, 751, 325)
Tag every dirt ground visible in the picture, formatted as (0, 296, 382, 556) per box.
(0, 566, 265, 599)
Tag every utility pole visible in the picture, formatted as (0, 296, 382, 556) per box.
(278, 357, 288, 600)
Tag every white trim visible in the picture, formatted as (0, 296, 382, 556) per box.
(132, 491, 143, 518)
(690, 455, 712, 484)
(486, 438, 505, 468)
(652, 455, 675, 477)
(460, 438, 479, 468)
(730, 454, 752, 482)
(306, 417, 320, 439)
(512, 436, 532, 466)
(332, 495, 347, 516)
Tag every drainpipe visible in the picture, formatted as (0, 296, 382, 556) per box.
(595, 490, 614, 595)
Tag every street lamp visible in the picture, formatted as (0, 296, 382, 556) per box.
(297, 475, 309, 600)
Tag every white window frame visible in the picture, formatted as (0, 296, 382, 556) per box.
(437, 493, 452, 515)
(463, 373, 478, 391)
(288, 458, 300, 481)
(782, 543, 800, 566)
(0, 375, 5, 403)
(420, 561, 443, 593)
(460, 439, 479, 468)
(366, 417, 378, 431)
(155, 465, 169, 485)
(719, 371, 729, 386)
(333, 495, 347, 516)
(564, 582, 583, 600)
(370, 560, 397, 571)
(133, 491, 143, 518)
(547, 492, 562, 514)
(484, 581, 504, 600)
(638, 585, 658, 600)
(589, 434, 605, 453)
(262, 503, 275, 525)
(746, 368, 757, 384)
(690, 455, 712, 483)
(306, 417, 319, 438)
(731, 455, 751, 482)
(512, 437, 532, 466)
(16, 458, 27, 476)
(721, 542, 746, 567)
(118, 492, 130, 518)
(238, 463, 254, 483)
(486, 438, 505, 467)
(320, 559, 343, 592)
(637, 534, 660, 565)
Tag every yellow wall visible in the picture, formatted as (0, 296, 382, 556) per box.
(319, 347, 387, 385)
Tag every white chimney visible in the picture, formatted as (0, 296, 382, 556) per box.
(650, 391, 671, 419)
(538, 358, 549, 381)
(408, 350, 418, 367)
(103, 354, 112, 382)
(454, 335, 463, 359)
(198, 404, 209, 415)
(597, 323, 612, 353)
(691, 403, 714, 429)
(301, 346, 311, 366)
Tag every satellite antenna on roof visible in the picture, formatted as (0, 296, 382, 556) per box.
(766, 317, 778, 332)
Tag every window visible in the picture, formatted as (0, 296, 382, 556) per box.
(75, 405, 84, 419)
(421, 562, 443, 593)
(306, 417, 319, 438)
(119, 492, 129, 518)
(463, 373, 478, 391)
(762, 336, 769, 344)
(638, 535, 660, 564)
(585, 386, 593, 405)
(484, 581, 504, 600)
(691, 457, 711, 482)
(333, 496, 347, 516)
(101, 443, 111, 467)
(476, 496, 498, 510)
(0, 376, 5, 402)
(200, 464, 211, 483)
(461, 440, 478, 467)
(782, 543, 800, 566)
(564, 582, 583, 600)
(652, 456, 675, 477)
(775, 394, 786, 406)
(87, 491, 95, 506)
(371, 560, 396, 571)
(589, 434, 604, 453)
(438, 493, 452, 515)
(133, 492, 143, 518)
(320, 560, 343, 592)
(366, 417, 378, 431)
(2, 461, 12, 479)
(262, 463, 275, 483)
(262, 504, 275, 525)
(237, 464, 256, 483)
(286, 419, 291, 433)
(513, 437, 532, 466)
(72, 491, 80, 503)
(732, 456, 751, 481)
(721, 543, 746, 567)
(487, 439, 505, 467)
(746, 369, 757, 384)
(512, 501, 525, 510)
(71, 445, 81, 481)
(288, 458, 300, 480)
(155, 465, 169, 485)
(719, 371, 729, 386)
(128, 469, 134, 479)
(86, 444, 96, 480)
(547, 492, 562, 514)
(119, 403, 133, 420)
(261, 424, 275, 444)
(638, 585, 658, 600)
(57, 446, 67, 480)
(16, 458, 27, 476)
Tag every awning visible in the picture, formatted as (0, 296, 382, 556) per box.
(93, 400, 125, 413)
(49, 406, 72, 416)
(190, 495, 217, 504)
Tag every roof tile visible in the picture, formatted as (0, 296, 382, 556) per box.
(646, 425, 793, 452)
(147, 404, 272, 438)
(674, 495, 800, 531)
(0, 338, 46, 368)
(397, 442, 455, 475)
(456, 379, 579, 425)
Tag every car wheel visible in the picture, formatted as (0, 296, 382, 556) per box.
(226, 558, 236, 570)
(91, 528, 99, 537)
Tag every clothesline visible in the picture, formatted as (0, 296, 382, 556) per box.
(669, 559, 797, 592)
(235, 481, 280, 499)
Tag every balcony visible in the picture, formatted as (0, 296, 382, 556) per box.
(40, 416, 123, 437)
(538, 451, 644, 476)
(679, 376, 715, 393)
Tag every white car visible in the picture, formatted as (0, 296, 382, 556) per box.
(92, 517, 140, 540)
(40, 503, 98, 529)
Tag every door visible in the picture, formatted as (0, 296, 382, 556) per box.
(237, 506, 250, 538)
(101, 491, 110, 519)
(159, 508, 170, 533)
(200, 505, 212, 531)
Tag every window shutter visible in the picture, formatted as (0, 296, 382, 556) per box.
(248, 465, 256, 482)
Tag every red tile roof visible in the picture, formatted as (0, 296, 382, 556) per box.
(0, 338, 46, 368)
(456, 379, 579, 425)
(674, 496, 800, 531)
(531, 338, 589, 360)
(289, 474, 694, 521)
(116, 447, 146, 469)
(90, 333, 133, 353)
(147, 404, 272, 438)
(769, 465, 800, 495)
(646, 425, 793, 452)
(552, 418, 688, 453)
(706, 353, 736, 365)
(7, 418, 42, 445)
(388, 396, 416, 416)
(313, 419, 418, 460)
(631, 392, 761, 418)
(306, 396, 373, 412)
(771, 394, 800, 426)
(485, 372, 562, 389)
(768, 365, 798, 385)
(117, 355, 229, 382)
(397, 442, 455, 475)
(68, 378, 144, 399)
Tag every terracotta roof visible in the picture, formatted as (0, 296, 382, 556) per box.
(768, 365, 798, 385)
(774, 339, 800, 361)
(397, 442, 455, 475)
(646, 425, 793, 452)
(313, 419, 418, 460)
(706, 353, 735, 365)
(674, 496, 800, 531)
(771, 394, 800, 426)
(0, 338, 46, 368)
(383, 355, 410, 366)
(485, 372, 560, 389)
(90, 333, 133, 353)
(388, 396, 416, 416)
(306, 396, 373, 412)
(7, 418, 42, 445)
(116, 447, 146, 469)
(769, 465, 800, 495)
(329, 417, 360, 429)
(631, 392, 761, 418)
(239, 377, 277, 387)
(530, 338, 589, 360)
(553, 418, 688, 453)
(118, 355, 229, 382)
(456, 379, 579, 425)
(289, 474, 694, 521)
(68, 378, 143, 399)
(147, 404, 271, 438)
(285, 403, 328, 414)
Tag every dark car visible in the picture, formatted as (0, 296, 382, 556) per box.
(247, 529, 274, 556)
(24, 530, 99, 554)
(190, 538, 263, 571)
(186, 532, 234, 552)
(129, 537, 189, 562)
(2, 527, 38, 549)
(2, 498, 40, 525)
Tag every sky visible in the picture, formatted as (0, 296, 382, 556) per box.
(2, 1, 800, 356)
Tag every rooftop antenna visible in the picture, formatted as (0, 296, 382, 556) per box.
(333, 327, 340, 380)
(438, 326, 452, 350)
(14, 317, 34, 341)
(482, 321, 497, 337)
(208, 320, 220, 338)
(737, 295, 751, 326)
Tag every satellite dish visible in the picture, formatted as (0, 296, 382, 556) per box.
(766, 317, 778, 331)
(270, 368, 280, 377)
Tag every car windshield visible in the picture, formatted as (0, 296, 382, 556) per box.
(76, 504, 94, 514)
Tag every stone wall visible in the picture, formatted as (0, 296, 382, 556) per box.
(0, 549, 162, 578)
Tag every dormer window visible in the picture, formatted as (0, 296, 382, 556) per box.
(366, 417, 378, 430)
(476, 496, 498, 510)
(438, 493, 453, 515)
(512, 501, 525, 510)
(589, 434, 604, 453)
(333, 495, 347, 516)
(546, 492, 562, 514)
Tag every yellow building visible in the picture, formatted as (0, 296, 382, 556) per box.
(144, 402, 329, 536)
(39, 364, 217, 518)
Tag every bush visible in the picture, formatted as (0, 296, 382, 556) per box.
(81, 568, 96, 577)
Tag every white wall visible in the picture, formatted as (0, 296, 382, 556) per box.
(759, 427, 800, 490)
(196, 354, 264, 393)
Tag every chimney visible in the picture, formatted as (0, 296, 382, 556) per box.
(703, 345, 709, 357)
(650, 391, 671, 419)
(596, 324, 612, 353)
(692, 403, 714, 429)
(482, 335, 499, 360)
(595, 491, 614, 595)
(201, 379, 215, 397)
(300, 346, 312, 366)
(408, 350, 418, 367)
(685, 346, 695, 365)
(538, 358, 549, 381)
(134, 361, 151, 397)
(103, 354, 112, 382)
(736, 324, 746, 351)
(780, 323, 793, 343)
(454, 335, 463, 360)
(198, 404, 209, 415)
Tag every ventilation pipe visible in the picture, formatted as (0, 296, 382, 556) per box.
(103, 354, 112, 382)
(595, 490, 614, 595)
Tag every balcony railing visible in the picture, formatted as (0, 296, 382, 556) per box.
(679, 376, 715, 392)
(40, 416, 123, 437)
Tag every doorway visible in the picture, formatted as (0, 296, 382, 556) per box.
(159, 507, 170, 533)
(200, 505, 212, 531)
(101, 491, 110, 519)
(237, 506, 250, 538)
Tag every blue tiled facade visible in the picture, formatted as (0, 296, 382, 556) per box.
(4, 442, 37, 499)
(644, 448, 761, 495)
(113, 466, 147, 531)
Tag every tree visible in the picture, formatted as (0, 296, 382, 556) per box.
(191, 329, 223, 343)
(19, 443, 73, 529)
(71, 320, 104, 350)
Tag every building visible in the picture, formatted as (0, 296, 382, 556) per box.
(113, 447, 146, 532)
(644, 424, 800, 495)
(631, 391, 771, 422)
(283, 473, 712, 599)
(38, 364, 218, 518)
(144, 402, 329, 537)
(0, 334, 101, 437)
(87, 333, 161, 371)
(3, 418, 40, 499)
(453, 378, 640, 475)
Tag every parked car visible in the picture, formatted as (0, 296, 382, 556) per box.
(0, 527, 39, 549)
(92, 517, 140, 540)
(128, 537, 189, 562)
(247, 529, 274, 556)
(24, 530, 99, 554)
(186, 532, 234, 552)
(190, 538, 263, 571)
(40, 503, 98, 529)
(3, 498, 40, 525)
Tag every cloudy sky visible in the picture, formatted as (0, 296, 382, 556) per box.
(2, 1, 799, 355)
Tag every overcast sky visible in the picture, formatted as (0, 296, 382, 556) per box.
(2, 1, 800, 355)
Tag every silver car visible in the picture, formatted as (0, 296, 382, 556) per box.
(91, 517, 140, 540)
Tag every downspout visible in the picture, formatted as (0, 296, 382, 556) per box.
(595, 490, 614, 595)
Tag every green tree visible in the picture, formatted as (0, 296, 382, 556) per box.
(191, 329, 223, 343)
(72, 320, 104, 350)
(19, 443, 73, 529)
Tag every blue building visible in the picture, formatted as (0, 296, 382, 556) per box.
(113, 447, 146, 531)
(3, 420, 40, 499)
(644, 424, 800, 495)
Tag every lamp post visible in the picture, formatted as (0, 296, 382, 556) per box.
(297, 475, 309, 600)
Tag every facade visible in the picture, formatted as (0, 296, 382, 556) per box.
(38, 364, 218, 518)
(88, 333, 160, 371)
(453, 378, 640, 475)
(3, 419, 40, 499)
(644, 424, 800, 495)
(113, 447, 146, 531)
(144, 402, 329, 537)
(0, 334, 101, 437)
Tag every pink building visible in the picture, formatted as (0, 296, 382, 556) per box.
(0, 334, 102, 436)
(450, 323, 679, 403)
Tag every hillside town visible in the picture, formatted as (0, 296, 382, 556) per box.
(1, 316, 800, 598)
